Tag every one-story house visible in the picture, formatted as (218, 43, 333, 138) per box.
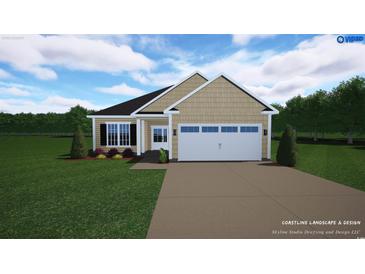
(87, 72, 279, 161)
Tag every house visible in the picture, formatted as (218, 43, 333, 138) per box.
(87, 72, 279, 161)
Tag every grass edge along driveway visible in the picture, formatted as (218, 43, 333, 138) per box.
(271, 140, 365, 192)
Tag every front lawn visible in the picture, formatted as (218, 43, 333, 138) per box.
(0, 136, 165, 238)
(271, 140, 365, 192)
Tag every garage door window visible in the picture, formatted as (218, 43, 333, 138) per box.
(240, 126, 259, 133)
(181, 126, 200, 133)
(221, 126, 238, 133)
(202, 126, 219, 133)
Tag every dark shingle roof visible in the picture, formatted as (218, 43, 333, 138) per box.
(93, 86, 172, 115)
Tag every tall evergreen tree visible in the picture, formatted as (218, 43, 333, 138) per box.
(277, 125, 297, 167)
(70, 126, 87, 159)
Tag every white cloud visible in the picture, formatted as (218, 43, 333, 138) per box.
(0, 96, 106, 114)
(131, 35, 365, 104)
(0, 35, 154, 80)
(96, 83, 145, 96)
(0, 86, 31, 96)
(247, 76, 319, 103)
(196, 35, 365, 103)
(232, 34, 275, 46)
(0, 68, 12, 79)
(136, 35, 191, 59)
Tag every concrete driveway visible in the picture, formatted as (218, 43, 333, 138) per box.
(147, 162, 365, 238)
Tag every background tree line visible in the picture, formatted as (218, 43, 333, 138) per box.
(0, 105, 94, 135)
(1, 76, 364, 143)
(272, 76, 365, 144)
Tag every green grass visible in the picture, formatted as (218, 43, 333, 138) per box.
(271, 140, 365, 192)
(0, 136, 166, 238)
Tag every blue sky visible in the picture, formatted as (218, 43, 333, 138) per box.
(0, 34, 364, 113)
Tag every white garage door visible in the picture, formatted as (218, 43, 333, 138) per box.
(178, 124, 262, 161)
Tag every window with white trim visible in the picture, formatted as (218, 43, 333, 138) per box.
(107, 123, 130, 146)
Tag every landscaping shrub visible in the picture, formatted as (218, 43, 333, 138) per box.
(112, 154, 123, 160)
(276, 125, 297, 167)
(96, 154, 106, 159)
(107, 148, 119, 157)
(70, 126, 87, 159)
(94, 148, 105, 156)
(159, 148, 169, 163)
(122, 148, 134, 158)
(88, 148, 105, 157)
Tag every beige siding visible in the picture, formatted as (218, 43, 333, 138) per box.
(141, 73, 207, 112)
(95, 118, 136, 152)
(171, 76, 269, 159)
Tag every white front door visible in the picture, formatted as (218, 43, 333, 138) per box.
(151, 126, 168, 150)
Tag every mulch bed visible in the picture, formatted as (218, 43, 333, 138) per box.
(65, 156, 135, 161)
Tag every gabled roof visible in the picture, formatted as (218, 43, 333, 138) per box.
(164, 74, 279, 114)
(92, 86, 172, 116)
(130, 71, 208, 115)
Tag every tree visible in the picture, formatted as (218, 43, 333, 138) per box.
(303, 90, 329, 141)
(285, 96, 307, 132)
(276, 125, 297, 167)
(65, 105, 90, 133)
(70, 126, 87, 159)
(330, 76, 365, 144)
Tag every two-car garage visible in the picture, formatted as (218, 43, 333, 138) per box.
(178, 123, 262, 161)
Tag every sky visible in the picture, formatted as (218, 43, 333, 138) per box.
(0, 34, 364, 113)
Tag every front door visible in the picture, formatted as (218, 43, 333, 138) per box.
(151, 126, 168, 150)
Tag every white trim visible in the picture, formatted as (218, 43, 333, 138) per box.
(151, 125, 169, 150)
(261, 110, 279, 114)
(267, 114, 272, 159)
(164, 73, 279, 114)
(105, 121, 131, 124)
(165, 110, 180, 114)
(131, 71, 208, 115)
(141, 120, 145, 153)
(87, 115, 133, 118)
(168, 114, 172, 159)
(105, 122, 132, 147)
(133, 114, 168, 118)
(92, 118, 96, 151)
(136, 119, 141, 156)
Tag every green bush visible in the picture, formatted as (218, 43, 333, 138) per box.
(159, 148, 168, 163)
(70, 126, 87, 159)
(276, 125, 297, 167)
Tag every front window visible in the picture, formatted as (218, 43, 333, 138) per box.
(107, 123, 130, 146)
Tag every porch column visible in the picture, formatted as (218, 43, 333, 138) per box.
(141, 120, 145, 153)
(136, 119, 141, 156)
(92, 117, 96, 151)
(267, 114, 272, 159)
(168, 114, 172, 159)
